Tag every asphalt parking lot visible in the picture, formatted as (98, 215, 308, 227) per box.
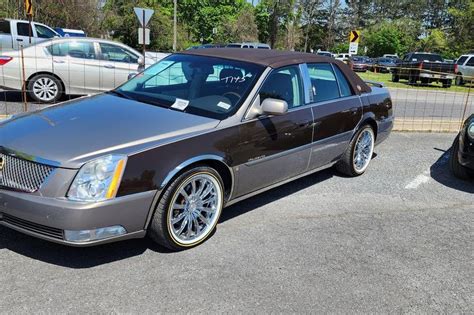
(0, 132, 472, 313)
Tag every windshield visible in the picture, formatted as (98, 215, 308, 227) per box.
(116, 54, 264, 120)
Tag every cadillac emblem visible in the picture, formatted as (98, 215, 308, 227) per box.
(0, 157, 4, 171)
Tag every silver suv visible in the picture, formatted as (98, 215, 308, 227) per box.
(455, 54, 474, 85)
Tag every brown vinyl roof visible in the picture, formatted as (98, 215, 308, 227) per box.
(179, 48, 371, 94)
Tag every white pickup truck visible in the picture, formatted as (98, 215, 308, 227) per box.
(0, 18, 59, 52)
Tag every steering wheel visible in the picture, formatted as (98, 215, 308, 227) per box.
(222, 92, 241, 105)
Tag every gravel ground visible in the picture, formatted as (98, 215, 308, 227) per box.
(0, 132, 473, 313)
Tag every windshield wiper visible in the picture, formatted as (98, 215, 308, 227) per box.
(107, 90, 134, 100)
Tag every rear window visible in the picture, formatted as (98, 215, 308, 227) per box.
(47, 41, 96, 59)
(307, 63, 340, 102)
(411, 54, 443, 62)
(457, 56, 468, 65)
(0, 20, 11, 34)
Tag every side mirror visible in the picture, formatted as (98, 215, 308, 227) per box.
(261, 98, 288, 116)
(128, 72, 138, 80)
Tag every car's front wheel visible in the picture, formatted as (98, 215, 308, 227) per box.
(149, 166, 224, 250)
(27, 74, 63, 103)
(337, 125, 375, 176)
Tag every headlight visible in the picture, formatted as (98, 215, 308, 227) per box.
(468, 122, 474, 140)
(68, 155, 127, 202)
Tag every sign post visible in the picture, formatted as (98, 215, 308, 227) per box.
(134, 7, 154, 64)
(24, 0, 33, 44)
(348, 30, 360, 56)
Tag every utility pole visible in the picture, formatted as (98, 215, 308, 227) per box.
(173, 0, 177, 51)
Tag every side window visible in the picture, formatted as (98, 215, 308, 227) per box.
(259, 66, 303, 109)
(333, 65, 354, 97)
(100, 43, 138, 63)
(456, 56, 468, 65)
(0, 20, 11, 34)
(47, 42, 96, 59)
(16, 22, 31, 36)
(67, 41, 96, 59)
(466, 57, 474, 67)
(35, 24, 57, 39)
(307, 63, 340, 102)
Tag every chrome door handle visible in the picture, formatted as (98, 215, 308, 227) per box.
(53, 59, 65, 64)
(350, 107, 359, 114)
(104, 64, 115, 69)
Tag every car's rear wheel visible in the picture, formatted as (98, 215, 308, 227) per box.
(27, 74, 62, 103)
(408, 75, 417, 85)
(149, 166, 224, 250)
(336, 125, 375, 176)
(391, 73, 399, 82)
(449, 136, 472, 180)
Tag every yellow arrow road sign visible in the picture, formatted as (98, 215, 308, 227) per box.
(24, 0, 33, 16)
(350, 30, 360, 43)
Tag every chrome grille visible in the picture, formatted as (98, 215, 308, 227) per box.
(0, 153, 55, 193)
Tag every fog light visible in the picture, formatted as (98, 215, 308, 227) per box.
(64, 225, 127, 242)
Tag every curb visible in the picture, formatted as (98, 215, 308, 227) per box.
(394, 118, 462, 133)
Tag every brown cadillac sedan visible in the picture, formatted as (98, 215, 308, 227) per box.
(0, 49, 393, 250)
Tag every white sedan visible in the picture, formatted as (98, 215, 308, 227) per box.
(0, 38, 164, 103)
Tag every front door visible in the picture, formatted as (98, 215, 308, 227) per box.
(98, 42, 141, 91)
(234, 66, 314, 197)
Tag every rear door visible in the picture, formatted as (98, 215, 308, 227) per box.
(46, 40, 101, 95)
(98, 42, 141, 91)
(305, 63, 362, 169)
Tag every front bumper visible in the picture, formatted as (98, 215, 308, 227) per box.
(0, 189, 156, 246)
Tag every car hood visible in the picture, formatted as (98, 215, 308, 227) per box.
(0, 94, 219, 169)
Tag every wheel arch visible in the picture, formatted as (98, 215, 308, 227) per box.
(354, 114, 378, 141)
(144, 155, 234, 230)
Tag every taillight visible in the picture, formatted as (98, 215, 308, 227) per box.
(454, 64, 458, 73)
(418, 62, 423, 70)
(0, 56, 12, 66)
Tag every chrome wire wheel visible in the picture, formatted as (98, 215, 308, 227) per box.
(167, 173, 223, 246)
(32, 77, 59, 102)
(353, 128, 374, 173)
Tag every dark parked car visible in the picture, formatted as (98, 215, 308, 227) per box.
(372, 58, 396, 73)
(450, 114, 474, 179)
(391, 52, 457, 87)
(0, 49, 393, 250)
